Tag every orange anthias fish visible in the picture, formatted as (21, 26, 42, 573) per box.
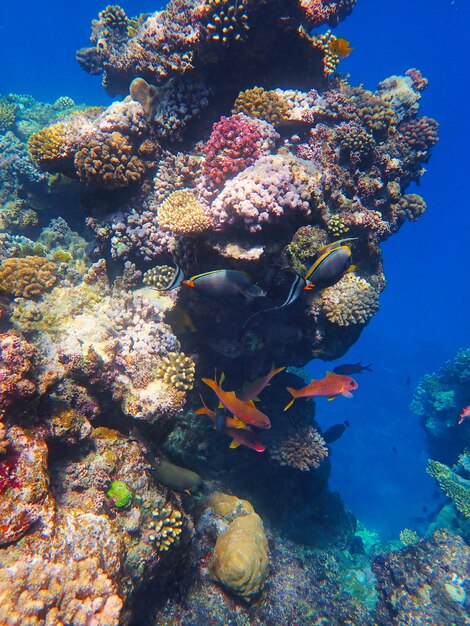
(458, 405, 470, 425)
(328, 37, 353, 59)
(238, 365, 285, 403)
(195, 395, 248, 431)
(202, 377, 271, 429)
(284, 372, 358, 411)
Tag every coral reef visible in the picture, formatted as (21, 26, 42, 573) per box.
(411, 348, 470, 463)
(157, 189, 211, 234)
(320, 273, 380, 326)
(269, 425, 328, 471)
(0, 255, 58, 298)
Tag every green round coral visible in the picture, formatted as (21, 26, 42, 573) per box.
(106, 480, 132, 508)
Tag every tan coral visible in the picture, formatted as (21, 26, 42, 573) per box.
(209, 510, 269, 602)
(0, 422, 9, 454)
(156, 352, 195, 391)
(148, 504, 183, 552)
(206, 492, 255, 518)
(74, 130, 145, 189)
(143, 264, 179, 290)
(157, 189, 211, 234)
(321, 273, 379, 326)
(28, 122, 69, 167)
(233, 87, 289, 124)
(0, 256, 58, 298)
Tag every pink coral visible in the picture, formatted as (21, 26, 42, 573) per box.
(210, 154, 317, 233)
(202, 114, 278, 190)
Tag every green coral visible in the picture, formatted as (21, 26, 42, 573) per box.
(106, 480, 133, 508)
(427, 457, 470, 518)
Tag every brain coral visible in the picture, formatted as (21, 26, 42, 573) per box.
(74, 130, 145, 188)
(157, 189, 211, 234)
(211, 154, 317, 232)
(320, 273, 379, 326)
(233, 87, 289, 125)
(0, 256, 58, 298)
(209, 509, 269, 601)
(269, 426, 328, 471)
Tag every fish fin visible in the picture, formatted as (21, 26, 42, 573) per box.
(342, 390, 353, 398)
(232, 416, 247, 429)
(202, 378, 217, 391)
(184, 489, 192, 495)
(219, 372, 225, 386)
(346, 264, 357, 273)
(284, 388, 298, 411)
(194, 407, 207, 415)
(217, 402, 223, 409)
(182, 280, 195, 288)
(247, 400, 256, 407)
(326, 371, 335, 376)
(271, 365, 286, 377)
(364, 363, 373, 372)
(254, 397, 261, 402)
(225, 390, 237, 399)
(229, 439, 241, 449)
(327, 396, 336, 401)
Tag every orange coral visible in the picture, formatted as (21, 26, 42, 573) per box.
(28, 122, 70, 169)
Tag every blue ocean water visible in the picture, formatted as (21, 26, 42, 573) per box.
(1, 0, 468, 541)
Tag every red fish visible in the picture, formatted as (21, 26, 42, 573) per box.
(227, 427, 265, 453)
(458, 405, 470, 425)
(284, 372, 358, 411)
(238, 365, 285, 403)
(202, 377, 271, 429)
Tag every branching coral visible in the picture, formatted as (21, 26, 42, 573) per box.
(157, 189, 211, 234)
(320, 274, 380, 326)
(0, 256, 58, 298)
(269, 426, 328, 471)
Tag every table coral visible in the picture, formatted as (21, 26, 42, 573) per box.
(320, 274, 380, 326)
(0, 255, 58, 298)
(157, 188, 211, 234)
(269, 425, 328, 471)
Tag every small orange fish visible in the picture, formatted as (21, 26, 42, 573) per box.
(458, 405, 470, 425)
(284, 372, 358, 411)
(195, 395, 248, 430)
(238, 365, 285, 403)
(202, 377, 271, 429)
(328, 37, 353, 59)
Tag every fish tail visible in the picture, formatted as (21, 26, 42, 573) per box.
(284, 388, 298, 411)
(271, 365, 286, 376)
(229, 439, 242, 449)
(202, 377, 217, 391)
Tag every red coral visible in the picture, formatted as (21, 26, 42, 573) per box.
(0, 333, 37, 418)
(202, 114, 276, 190)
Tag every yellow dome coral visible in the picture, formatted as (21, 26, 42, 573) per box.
(321, 273, 379, 326)
(157, 189, 211, 234)
(233, 87, 289, 125)
(0, 256, 58, 298)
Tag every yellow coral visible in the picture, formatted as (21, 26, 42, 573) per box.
(74, 131, 145, 189)
(321, 273, 379, 326)
(210, 511, 269, 601)
(157, 189, 210, 234)
(0, 100, 17, 132)
(148, 504, 183, 551)
(28, 122, 69, 166)
(206, 492, 255, 518)
(328, 214, 350, 237)
(143, 265, 178, 290)
(0, 256, 58, 298)
(156, 352, 195, 391)
(233, 87, 289, 124)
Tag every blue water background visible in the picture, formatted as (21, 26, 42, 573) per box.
(1, 0, 469, 539)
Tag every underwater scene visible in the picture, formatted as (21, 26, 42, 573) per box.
(0, 0, 469, 623)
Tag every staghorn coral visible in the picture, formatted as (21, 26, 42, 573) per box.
(156, 351, 195, 391)
(233, 87, 289, 125)
(148, 503, 183, 551)
(427, 457, 470, 518)
(0, 255, 58, 298)
(75, 130, 146, 189)
(202, 113, 279, 190)
(157, 188, 211, 234)
(210, 153, 317, 233)
(269, 426, 328, 471)
(320, 274, 380, 326)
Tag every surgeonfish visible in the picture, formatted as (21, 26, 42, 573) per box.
(323, 420, 350, 444)
(284, 372, 358, 411)
(333, 362, 372, 375)
(227, 427, 265, 452)
(238, 364, 285, 402)
(243, 273, 306, 328)
(202, 377, 271, 429)
(183, 269, 265, 301)
(458, 405, 470, 425)
(304, 244, 355, 291)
